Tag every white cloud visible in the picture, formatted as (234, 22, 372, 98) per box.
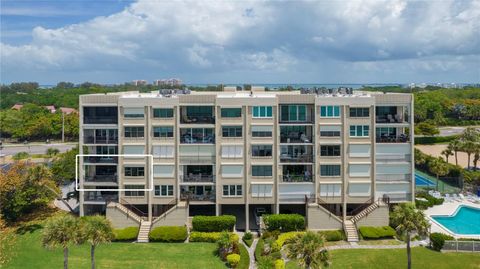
(1, 0, 479, 83)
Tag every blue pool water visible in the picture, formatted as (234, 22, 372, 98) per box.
(432, 206, 480, 235)
(415, 173, 436, 187)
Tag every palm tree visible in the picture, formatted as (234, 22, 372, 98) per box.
(459, 127, 480, 169)
(473, 145, 480, 171)
(390, 203, 430, 269)
(45, 148, 60, 163)
(286, 231, 330, 269)
(81, 215, 115, 269)
(441, 146, 453, 163)
(448, 140, 461, 166)
(42, 214, 81, 269)
(429, 157, 449, 191)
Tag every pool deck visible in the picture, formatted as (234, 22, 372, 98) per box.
(424, 200, 480, 239)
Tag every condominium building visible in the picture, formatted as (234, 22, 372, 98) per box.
(78, 86, 414, 237)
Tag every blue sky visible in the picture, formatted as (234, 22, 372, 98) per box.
(1, 0, 479, 84)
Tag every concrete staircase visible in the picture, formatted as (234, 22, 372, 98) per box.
(344, 220, 359, 242)
(350, 201, 380, 224)
(137, 221, 151, 243)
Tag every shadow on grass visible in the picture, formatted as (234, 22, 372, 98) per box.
(16, 223, 43, 235)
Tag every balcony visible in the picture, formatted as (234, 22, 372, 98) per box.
(280, 126, 313, 143)
(84, 129, 118, 144)
(375, 106, 408, 124)
(180, 106, 215, 124)
(281, 164, 313, 182)
(83, 156, 118, 164)
(280, 154, 313, 163)
(84, 191, 118, 202)
(180, 175, 215, 183)
(280, 174, 313, 182)
(180, 186, 215, 202)
(376, 174, 412, 182)
(279, 104, 314, 123)
(376, 154, 412, 163)
(376, 134, 409, 143)
(280, 145, 313, 163)
(180, 128, 215, 144)
(83, 107, 118, 124)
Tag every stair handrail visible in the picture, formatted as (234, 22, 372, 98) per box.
(119, 197, 148, 218)
(317, 197, 342, 218)
(349, 198, 374, 216)
(153, 198, 177, 219)
(106, 198, 142, 223)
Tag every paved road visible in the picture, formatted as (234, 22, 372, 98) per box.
(438, 126, 480, 137)
(0, 143, 77, 156)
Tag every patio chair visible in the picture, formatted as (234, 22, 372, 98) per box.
(444, 193, 451, 202)
(459, 194, 466, 201)
(466, 194, 476, 203)
(452, 194, 461, 202)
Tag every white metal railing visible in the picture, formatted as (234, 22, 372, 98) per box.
(443, 241, 480, 252)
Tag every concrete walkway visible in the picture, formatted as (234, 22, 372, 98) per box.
(243, 238, 258, 269)
(326, 240, 426, 250)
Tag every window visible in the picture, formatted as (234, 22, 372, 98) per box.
(320, 165, 341, 176)
(125, 167, 144, 177)
(154, 185, 174, 196)
(251, 126, 272, 137)
(350, 125, 369, 137)
(124, 126, 144, 138)
(152, 145, 174, 158)
(153, 165, 174, 177)
(349, 144, 371, 157)
(221, 145, 243, 158)
(252, 165, 272, 177)
(221, 108, 241, 118)
(319, 184, 341, 197)
(320, 125, 341, 137)
(153, 108, 174, 118)
(123, 145, 144, 155)
(251, 184, 273, 198)
(349, 164, 371, 177)
(123, 108, 144, 118)
(320, 145, 341, 156)
(222, 126, 242, 137)
(153, 126, 174, 138)
(223, 185, 242, 197)
(320, 106, 340, 118)
(350, 107, 370, 117)
(221, 165, 244, 178)
(96, 146, 117, 155)
(348, 183, 371, 197)
(252, 145, 272, 157)
(252, 106, 273, 118)
(124, 185, 145, 197)
(280, 105, 307, 122)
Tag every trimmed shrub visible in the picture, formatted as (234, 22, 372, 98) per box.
(113, 226, 139, 241)
(261, 230, 280, 240)
(263, 214, 305, 232)
(414, 135, 458, 145)
(189, 231, 239, 243)
(275, 259, 285, 269)
(318, 230, 345, 241)
(192, 215, 236, 232)
(242, 231, 253, 247)
(359, 226, 396, 239)
(274, 231, 304, 251)
(415, 192, 444, 210)
(430, 233, 454, 251)
(227, 253, 240, 268)
(149, 226, 187, 242)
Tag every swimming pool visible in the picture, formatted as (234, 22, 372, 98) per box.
(415, 173, 436, 187)
(431, 206, 480, 235)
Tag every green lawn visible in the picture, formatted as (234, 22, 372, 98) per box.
(286, 248, 480, 269)
(4, 226, 226, 269)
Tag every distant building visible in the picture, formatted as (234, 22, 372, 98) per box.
(132, 80, 148, 86)
(11, 104, 76, 114)
(153, 78, 183, 86)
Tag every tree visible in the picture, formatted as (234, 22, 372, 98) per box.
(42, 214, 82, 269)
(448, 140, 462, 165)
(50, 146, 79, 184)
(390, 203, 430, 269)
(0, 162, 57, 222)
(286, 231, 330, 269)
(473, 145, 480, 171)
(45, 148, 60, 163)
(441, 146, 453, 163)
(415, 122, 439, 136)
(81, 216, 114, 269)
(459, 127, 480, 169)
(429, 157, 449, 191)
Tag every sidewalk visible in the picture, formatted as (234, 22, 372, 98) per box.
(2, 142, 78, 147)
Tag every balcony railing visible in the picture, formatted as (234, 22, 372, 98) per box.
(376, 174, 412, 182)
(84, 136, 118, 144)
(376, 134, 409, 143)
(180, 175, 215, 183)
(376, 154, 412, 163)
(180, 135, 215, 144)
(83, 156, 118, 164)
(180, 192, 215, 202)
(280, 174, 313, 183)
(280, 154, 313, 163)
(181, 116, 215, 124)
(84, 175, 117, 183)
(280, 135, 312, 143)
(381, 193, 412, 202)
(84, 192, 119, 202)
(375, 114, 405, 124)
(179, 155, 216, 163)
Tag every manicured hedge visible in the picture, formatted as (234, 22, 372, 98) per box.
(414, 135, 458, 145)
(191, 215, 236, 232)
(359, 226, 396, 239)
(263, 214, 305, 232)
(273, 232, 304, 251)
(254, 238, 264, 261)
(318, 230, 345, 241)
(149, 226, 188, 242)
(113, 226, 139, 241)
(189, 232, 239, 243)
(415, 192, 444, 210)
(430, 233, 454, 251)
